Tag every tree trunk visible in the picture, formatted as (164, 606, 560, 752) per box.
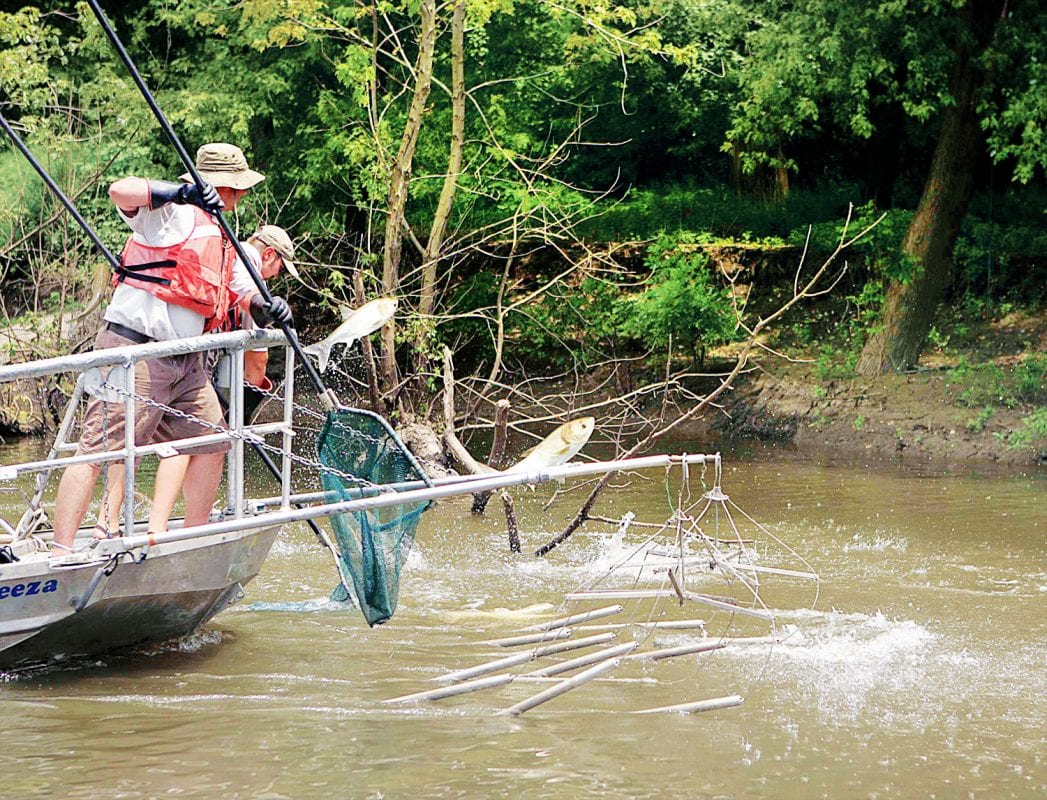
(856, 1, 1004, 375)
(419, 0, 465, 319)
(411, 0, 466, 405)
(379, 0, 437, 398)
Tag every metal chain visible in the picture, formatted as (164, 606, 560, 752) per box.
(247, 379, 391, 450)
(99, 377, 378, 488)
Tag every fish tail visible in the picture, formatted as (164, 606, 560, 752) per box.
(304, 342, 331, 373)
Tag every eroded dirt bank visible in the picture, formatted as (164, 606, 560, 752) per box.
(721, 367, 1046, 468)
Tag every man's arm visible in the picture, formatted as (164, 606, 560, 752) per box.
(108, 177, 222, 215)
(108, 177, 150, 215)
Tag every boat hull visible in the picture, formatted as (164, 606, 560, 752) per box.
(0, 524, 280, 671)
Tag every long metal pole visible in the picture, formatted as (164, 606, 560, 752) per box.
(85, 0, 337, 409)
(250, 453, 720, 507)
(0, 329, 282, 383)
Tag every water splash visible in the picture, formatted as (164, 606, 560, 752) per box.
(843, 532, 909, 552)
(241, 597, 356, 613)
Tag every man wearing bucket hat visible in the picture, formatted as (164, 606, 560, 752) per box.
(51, 143, 294, 558)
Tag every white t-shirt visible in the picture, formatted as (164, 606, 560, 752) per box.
(104, 204, 260, 341)
(231, 241, 263, 317)
(234, 241, 270, 353)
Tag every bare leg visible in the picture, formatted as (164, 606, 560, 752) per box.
(97, 464, 124, 536)
(52, 463, 101, 551)
(182, 452, 225, 528)
(148, 455, 190, 532)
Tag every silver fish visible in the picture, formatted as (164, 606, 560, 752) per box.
(303, 297, 397, 372)
(512, 416, 596, 473)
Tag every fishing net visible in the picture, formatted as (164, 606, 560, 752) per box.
(317, 408, 433, 626)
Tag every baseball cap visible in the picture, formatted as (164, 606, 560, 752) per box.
(252, 224, 298, 278)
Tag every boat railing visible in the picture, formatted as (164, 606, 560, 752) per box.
(0, 328, 294, 542)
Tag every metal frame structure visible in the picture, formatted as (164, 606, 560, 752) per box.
(0, 328, 293, 542)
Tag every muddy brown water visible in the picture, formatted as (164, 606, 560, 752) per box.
(0, 438, 1043, 799)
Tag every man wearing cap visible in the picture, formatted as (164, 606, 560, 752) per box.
(51, 143, 293, 557)
(240, 225, 297, 396)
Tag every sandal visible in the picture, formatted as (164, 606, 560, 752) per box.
(93, 525, 118, 540)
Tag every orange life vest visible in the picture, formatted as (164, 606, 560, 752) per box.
(114, 206, 235, 332)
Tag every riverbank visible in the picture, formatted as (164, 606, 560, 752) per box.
(720, 365, 1045, 467)
(719, 306, 1047, 469)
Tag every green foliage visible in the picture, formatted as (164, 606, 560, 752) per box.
(504, 275, 631, 370)
(796, 203, 917, 283)
(0, 7, 68, 119)
(724, 0, 1046, 185)
(998, 407, 1047, 452)
(579, 180, 857, 241)
(813, 343, 860, 381)
(439, 271, 501, 371)
(0, 0, 1044, 393)
(981, 16, 1047, 183)
(966, 406, 995, 433)
(952, 188, 1047, 301)
(946, 355, 1047, 409)
(618, 232, 738, 364)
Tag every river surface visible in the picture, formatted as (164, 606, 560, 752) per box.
(0, 438, 1043, 799)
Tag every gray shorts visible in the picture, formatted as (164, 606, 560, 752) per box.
(76, 328, 230, 457)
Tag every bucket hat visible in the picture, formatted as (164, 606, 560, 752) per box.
(180, 142, 265, 190)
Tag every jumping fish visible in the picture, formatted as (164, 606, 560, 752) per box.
(303, 297, 397, 372)
(511, 416, 596, 474)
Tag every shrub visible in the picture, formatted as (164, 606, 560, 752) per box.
(618, 232, 738, 365)
(946, 355, 1047, 409)
(999, 407, 1047, 452)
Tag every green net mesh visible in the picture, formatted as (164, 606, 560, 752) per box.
(317, 408, 432, 626)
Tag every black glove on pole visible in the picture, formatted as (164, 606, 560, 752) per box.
(249, 294, 294, 327)
(85, 0, 337, 410)
(149, 180, 222, 213)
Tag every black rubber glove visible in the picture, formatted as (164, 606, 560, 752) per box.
(249, 294, 293, 327)
(150, 179, 223, 213)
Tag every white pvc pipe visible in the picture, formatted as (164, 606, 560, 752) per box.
(532, 632, 616, 658)
(521, 604, 623, 632)
(433, 650, 535, 684)
(524, 641, 639, 678)
(623, 640, 726, 661)
(384, 673, 513, 704)
(496, 657, 623, 717)
(633, 695, 744, 715)
(484, 629, 572, 648)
